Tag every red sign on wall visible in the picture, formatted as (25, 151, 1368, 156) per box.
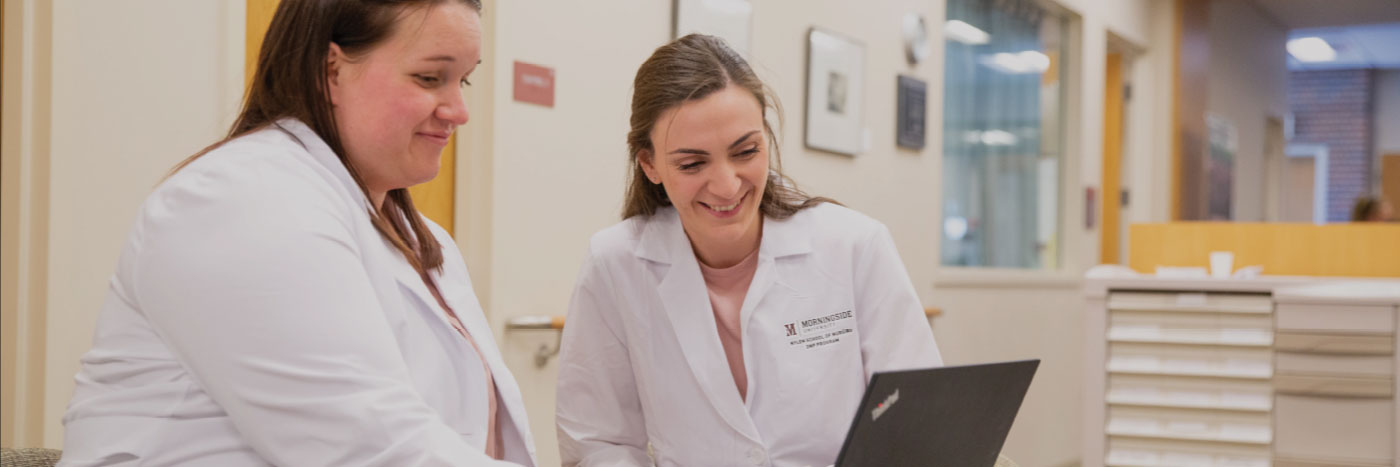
(513, 61, 555, 108)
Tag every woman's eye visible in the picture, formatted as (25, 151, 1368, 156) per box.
(679, 161, 704, 171)
(735, 148, 760, 158)
(415, 74, 441, 85)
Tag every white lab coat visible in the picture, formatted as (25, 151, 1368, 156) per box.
(59, 119, 536, 467)
(556, 204, 942, 467)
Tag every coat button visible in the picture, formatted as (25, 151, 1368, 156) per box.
(747, 447, 766, 465)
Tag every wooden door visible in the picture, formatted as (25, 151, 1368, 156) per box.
(1101, 53, 1125, 263)
(1281, 156, 1315, 223)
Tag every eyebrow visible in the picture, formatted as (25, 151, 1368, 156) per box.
(421, 56, 484, 66)
(668, 130, 761, 155)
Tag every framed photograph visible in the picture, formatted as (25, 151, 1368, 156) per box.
(806, 28, 865, 156)
(673, 0, 753, 55)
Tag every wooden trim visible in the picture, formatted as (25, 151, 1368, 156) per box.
(1128, 223, 1400, 277)
(1, 0, 13, 448)
(1173, 0, 1210, 221)
(1101, 53, 1124, 264)
(924, 307, 943, 318)
(244, 0, 277, 88)
(1381, 154, 1400, 220)
(1171, 0, 1181, 221)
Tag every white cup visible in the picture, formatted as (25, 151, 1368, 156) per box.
(1209, 251, 1234, 279)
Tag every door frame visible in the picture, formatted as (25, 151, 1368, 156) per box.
(1285, 143, 1329, 224)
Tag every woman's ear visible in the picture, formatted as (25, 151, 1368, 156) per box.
(326, 43, 346, 106)
(638, 149, 661, 185)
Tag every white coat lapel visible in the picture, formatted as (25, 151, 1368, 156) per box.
(638, 209, 761, 443)
(739, 214, 812, 330)
(439, 285, 537, 457)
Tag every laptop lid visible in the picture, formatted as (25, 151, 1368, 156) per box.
(834, 359, 1040, 467)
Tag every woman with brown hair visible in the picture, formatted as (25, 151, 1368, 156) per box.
(555, 34, 942, 466)
(58, 1, 534, 465)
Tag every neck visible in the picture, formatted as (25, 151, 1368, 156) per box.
(369, 190, 387, 211)
(688, 218, 763, 269)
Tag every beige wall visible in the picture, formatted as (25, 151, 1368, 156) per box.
(2, 0, 243, 447)
(1206, 0, 1290, 222)
(3, 0, 1171, 465)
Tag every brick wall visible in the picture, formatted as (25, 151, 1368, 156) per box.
(1289, 69, 1375, 221)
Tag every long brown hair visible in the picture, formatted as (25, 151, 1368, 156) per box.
(623, 34, 835, 219)
(175, 0, 481, 274)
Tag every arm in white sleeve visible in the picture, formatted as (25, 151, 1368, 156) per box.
(555, 252, 652, 467)
(133, 164, 521, 467)
(854, 223, 944, 378)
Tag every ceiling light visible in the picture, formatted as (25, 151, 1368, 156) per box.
(979, 50, 1051, 74)
(1287, 37, 1336, 62)
(945, 20, 990, 45)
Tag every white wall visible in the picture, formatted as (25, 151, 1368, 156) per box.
(1376, 69, 1400, 160)
(2, 0, 243, 447)
(1206, 0, 1290, 221)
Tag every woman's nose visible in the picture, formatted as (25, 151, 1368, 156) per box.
(437, 91, 469, 126)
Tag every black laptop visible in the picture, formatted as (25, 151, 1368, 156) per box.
(834, 359, 1040, 467)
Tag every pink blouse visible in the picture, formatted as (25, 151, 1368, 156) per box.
(697, 248, 761, 400)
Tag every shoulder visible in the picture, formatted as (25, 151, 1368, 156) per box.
(137, 126, 363, 248)
(786, 202, 887, 244)
(156, 126, 354, 214)
(585, 212, 654, 261)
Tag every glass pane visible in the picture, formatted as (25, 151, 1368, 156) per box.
(941, 0, 1068, 269)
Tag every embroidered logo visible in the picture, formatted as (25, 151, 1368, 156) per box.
(783, 323, 798, 337)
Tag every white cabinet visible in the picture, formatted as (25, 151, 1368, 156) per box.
(1272, 282, 1399, 467)
(1084, 277, 1400, 467)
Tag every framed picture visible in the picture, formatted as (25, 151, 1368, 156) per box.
(673, 0, 753, 55)
(805, 28, 865, 156)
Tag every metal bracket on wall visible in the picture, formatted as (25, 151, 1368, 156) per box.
(505, 315, 566, 368)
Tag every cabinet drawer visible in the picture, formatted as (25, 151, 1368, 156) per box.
(1275, 332, 1395, 355)
(1109, 343, 1272, 379)
(1276, 303, 1395, 334)
(1274, 373, 1394, 398)
(1107, 438, 1270, 467)
(1107, 374, 1271, 412)
(1109, 310, 1273, 347)
(1109, 292, 1273, 314)
(1276, 352, 1395, 378)
(1107, 406, 1272, 445)
(1274, 394, 1395, 464)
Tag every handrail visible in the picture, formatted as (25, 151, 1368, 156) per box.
(505, 315, 566, 367)
(505, 315, 565, 330)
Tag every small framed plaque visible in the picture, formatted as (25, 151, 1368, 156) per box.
(896, 75, 926, 150)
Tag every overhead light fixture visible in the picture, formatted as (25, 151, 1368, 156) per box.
(1287, 37, 1336, 62)
(979, 50, 1051, 74)
(980, 129, 1019, 146)
(945, 20, 990, 45)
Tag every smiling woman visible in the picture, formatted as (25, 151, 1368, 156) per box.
(56, 1, 535, 465)
(555, 34, 943, 467)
